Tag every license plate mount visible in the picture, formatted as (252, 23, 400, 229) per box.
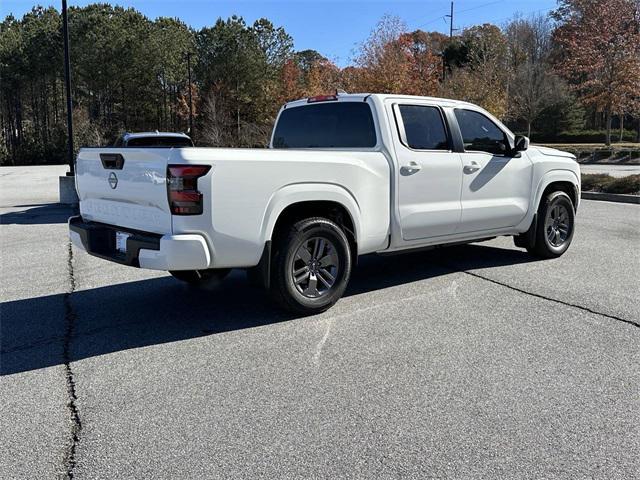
(115, 231, 132, 254)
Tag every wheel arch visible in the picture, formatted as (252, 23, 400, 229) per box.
(260, 183, 362, 253)
(533, 170, 580, 212)
(515, 171, 579, 252)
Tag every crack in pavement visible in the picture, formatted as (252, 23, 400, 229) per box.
(313, 318, 334, 365)
(61, 241, 82, 479)
(458, 269, 640, 329)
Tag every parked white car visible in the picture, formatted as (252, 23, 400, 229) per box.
(111, 131, 193, 148)
(70, 93, 580, 314)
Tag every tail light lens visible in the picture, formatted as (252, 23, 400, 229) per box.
(167, 165, 211, 215)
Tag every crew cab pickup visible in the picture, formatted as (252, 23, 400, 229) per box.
(69, 93, 580, 314)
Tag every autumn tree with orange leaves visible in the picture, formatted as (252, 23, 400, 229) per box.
(553, 0, 640, 145)
(352, 15, 441, 96)
(442, 24, 510, 118)
(4, 5, 639, 165)
(277, 59, 305, 104)
(398, 30, 443, 96)
(306, 58, 342, 95)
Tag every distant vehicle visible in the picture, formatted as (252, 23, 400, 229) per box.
(70, 93, 580, 314)
(112, 131, 194, 148)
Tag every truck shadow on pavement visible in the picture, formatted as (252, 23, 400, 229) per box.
(1, 244, 539, 376)
(0, 204, 73, 225)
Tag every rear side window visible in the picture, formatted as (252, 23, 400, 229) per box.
(398, 105, 449, 150)
(454, 109, 508, 155)
(273, 102, 376, 149)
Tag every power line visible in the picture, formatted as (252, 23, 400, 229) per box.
(414, 0, 554, 35)
(457, 0, 504, 15)
(455, 6, 555, 30)
(414, 14, 449, 29)
(414, 0, 505, 31)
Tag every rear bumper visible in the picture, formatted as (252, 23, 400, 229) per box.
(69, 216, 210, 271)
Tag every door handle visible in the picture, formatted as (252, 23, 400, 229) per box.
(463, 161, 480, 174)
(400, 161, 422, 176)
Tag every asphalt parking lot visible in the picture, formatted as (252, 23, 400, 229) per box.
(1, 165, 639, 479)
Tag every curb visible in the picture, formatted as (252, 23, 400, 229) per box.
(59, 174, 79, 206)
(578, 161, 640, 166)
(581, 191, 640, 204)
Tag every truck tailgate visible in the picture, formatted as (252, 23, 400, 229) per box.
(75, 148, 172, 234)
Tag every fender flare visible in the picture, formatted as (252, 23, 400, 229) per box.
(532, 169, 580, 212)
(259, 183, 362, 246)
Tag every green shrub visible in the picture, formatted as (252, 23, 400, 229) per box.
(605, 175, 640, 194)
(525, 129, 638, 143)
(545, 146, 640, 163)
(581, 174, 613, 192)
(592, 149, 612, 161)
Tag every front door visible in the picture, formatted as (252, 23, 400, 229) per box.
(453, 108, 533, 233)
(392, 103, 463, 241)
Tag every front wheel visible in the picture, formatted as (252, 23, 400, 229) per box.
(169, 268, 231, 288)
(271, 217, 352, 315)
(527, 191, 575, 258)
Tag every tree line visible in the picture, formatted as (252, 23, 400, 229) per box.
(1, 0, 638, 166)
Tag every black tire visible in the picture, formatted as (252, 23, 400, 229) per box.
(270, 217, 352, 315)
(527, 191, 575, 258)
(169, 268, 231, 288)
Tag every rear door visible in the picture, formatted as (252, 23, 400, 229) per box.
(391, 103, 463, 241)
(75, 148, 172, 234)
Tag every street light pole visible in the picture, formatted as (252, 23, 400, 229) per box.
(62, 0, 74, 174)
(186, 52, 194, 141)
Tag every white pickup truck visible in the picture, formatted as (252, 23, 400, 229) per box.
(70, 93, 580, 314)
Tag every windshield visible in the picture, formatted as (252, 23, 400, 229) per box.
(124, 136, 193, 147)
(272, 102, 376, 149)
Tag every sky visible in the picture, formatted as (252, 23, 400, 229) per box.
(2, 0, 559, 66)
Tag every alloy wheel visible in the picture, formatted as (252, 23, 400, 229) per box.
(545, 203, 571, 247)
(291, 236, 340, 298)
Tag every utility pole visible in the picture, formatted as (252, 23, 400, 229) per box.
(441, 1, 455, 83)
(186, 52, 194, 141)
(446, 1, 454, 39)
(62, 0, 74, 174)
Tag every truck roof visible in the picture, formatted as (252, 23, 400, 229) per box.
(284, 93, 475, 109)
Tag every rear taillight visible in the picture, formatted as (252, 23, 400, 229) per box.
(167, 165, 211, 215)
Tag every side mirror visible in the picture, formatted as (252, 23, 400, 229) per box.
(514, 135, 529, 152)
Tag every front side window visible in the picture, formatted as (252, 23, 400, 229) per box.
(398, 105, 449, 150)
(454, 109, 508, 155)
(272, 102, 376, 149)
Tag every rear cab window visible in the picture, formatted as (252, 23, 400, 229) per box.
(272, 102, 377, 149)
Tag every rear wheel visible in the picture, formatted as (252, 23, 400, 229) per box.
(169, 268, 230, 288)
(527, 191, 575, 258)
(271, 217, 352, 315)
